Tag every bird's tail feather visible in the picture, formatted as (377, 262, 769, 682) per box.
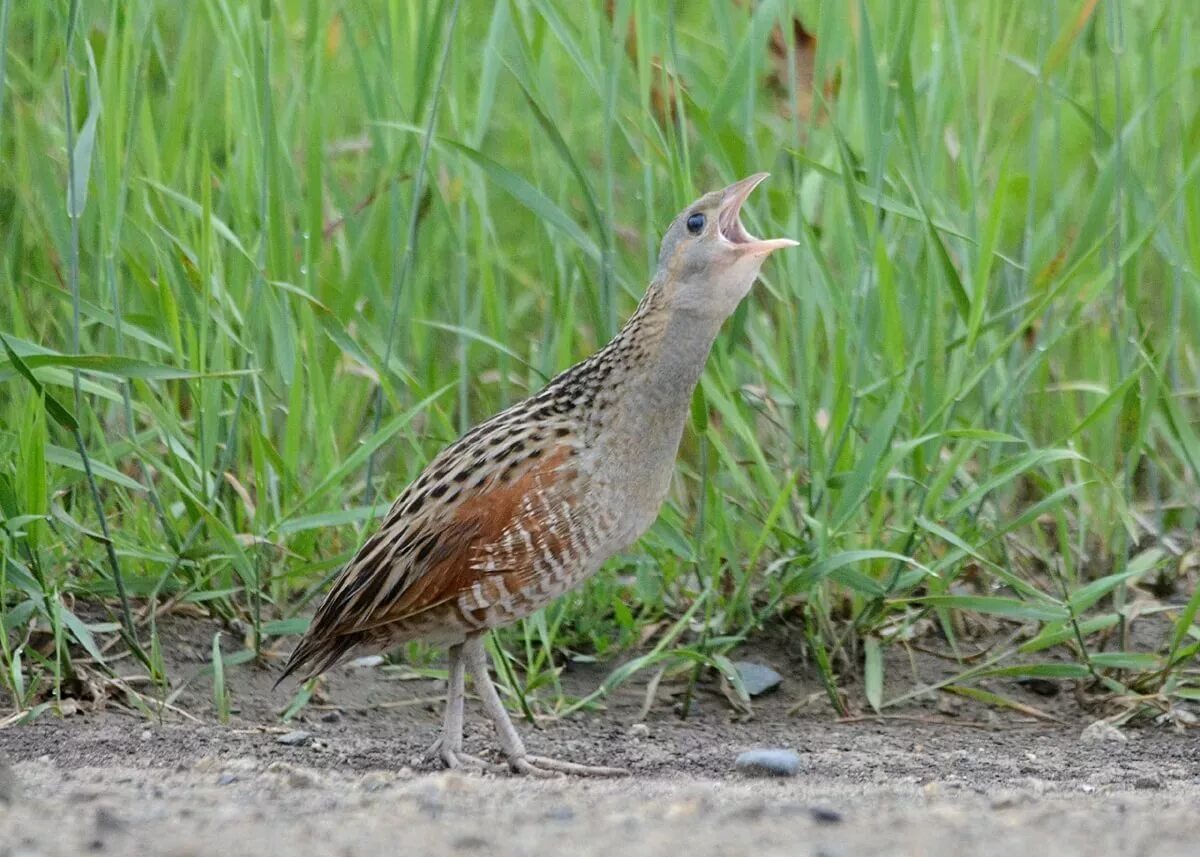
(273, 631, 365, 690)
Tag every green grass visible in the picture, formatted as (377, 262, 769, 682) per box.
(1, 0, 1198, 724)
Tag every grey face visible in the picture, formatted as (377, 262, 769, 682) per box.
(655, 173, 798, 317)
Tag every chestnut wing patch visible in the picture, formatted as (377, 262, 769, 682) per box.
(306, 443, 581, 640)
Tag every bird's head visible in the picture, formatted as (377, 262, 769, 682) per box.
(653, 173, 797, 318)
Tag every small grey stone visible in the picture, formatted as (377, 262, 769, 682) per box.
(809, 806, 843, 825)
(936, 695, 964, 716)
(1080, 721, 1126, 744)
(276, 730, 312, 746)
(735, 749, 801, 777)
(733, 661, 783, 696)
(320, 710, 342, 724)
(452, 835, 489, 850)
(216, 774, 239, 786)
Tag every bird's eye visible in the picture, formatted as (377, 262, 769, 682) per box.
(686, 212, 706, 235)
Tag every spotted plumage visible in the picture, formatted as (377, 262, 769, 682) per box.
(278, 173, 796, 776)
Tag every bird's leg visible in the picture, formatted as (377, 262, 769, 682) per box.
(462, 636, 627, 778)
(425, 643, 501, 772)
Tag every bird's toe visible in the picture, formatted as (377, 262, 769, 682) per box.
(438, 746, 504, 773)
(511, 754, 628, 778)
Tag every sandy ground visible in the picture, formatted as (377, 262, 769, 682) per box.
(0, 620, 1197, 856)
(1, 715, 1197, 857)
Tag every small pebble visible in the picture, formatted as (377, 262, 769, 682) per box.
(936, 696, 963, 716)
(216, 774, 239, 786)
(734, 749, 801, 778)
(276, 730, 312, 746)
(629, 723, 650, 738)
(321, 710, 343, 724)
(1080, 721, 1127, 744)
(809, 806, 843, 825)
(451, 835, 489, 850)
(733, 661, 783, 697)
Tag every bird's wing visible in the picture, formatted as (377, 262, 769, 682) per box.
(290, 426, 584, 664)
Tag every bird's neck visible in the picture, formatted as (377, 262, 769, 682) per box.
(604, 279, 725, 414)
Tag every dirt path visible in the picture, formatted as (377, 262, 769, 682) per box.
(2, 706, 1197, 856)
(1, 621, 1197, 857)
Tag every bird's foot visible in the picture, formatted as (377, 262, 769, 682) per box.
(442, 749, 504, 773)
(424, 738, 504, 773)
(508, 754, 628, 778)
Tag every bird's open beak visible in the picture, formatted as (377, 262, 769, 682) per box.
(717, 173, 799, 255)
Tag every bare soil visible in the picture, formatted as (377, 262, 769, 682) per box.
(0, 617, 1197, 857)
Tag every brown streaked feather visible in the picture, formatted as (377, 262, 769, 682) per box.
(342, 443, 578, 630)
(277, 437, 580, 684)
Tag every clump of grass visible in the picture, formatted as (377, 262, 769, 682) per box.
(1, 1, 1197, 725)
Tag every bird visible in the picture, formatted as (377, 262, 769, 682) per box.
(277, 173, 797, 776)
